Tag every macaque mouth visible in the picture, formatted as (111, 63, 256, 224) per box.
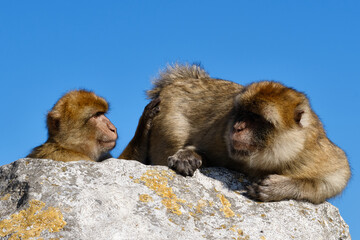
(100, 139, 116, 143)
(232, 140, 257, 152)
(230, 146, 252, 157)
(99, 140, 117, 148)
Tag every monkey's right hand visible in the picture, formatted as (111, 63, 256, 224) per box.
(168, 148, 202, 176)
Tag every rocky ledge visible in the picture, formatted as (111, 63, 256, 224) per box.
(0, 158, 351, 239)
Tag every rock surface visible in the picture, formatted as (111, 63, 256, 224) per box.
(0, 158, 351, 240)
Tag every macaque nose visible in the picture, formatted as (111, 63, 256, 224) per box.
(108, 122, 117, 133)
(102, 115, 117, 134)
(234, 122, 246, 132)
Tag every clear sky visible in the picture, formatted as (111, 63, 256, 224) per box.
(1, 1, 359, 237)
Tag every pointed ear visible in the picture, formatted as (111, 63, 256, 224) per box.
(294, 110, 304, 126)
(294, 97, 312, 128)
(47, 110, 61, 136)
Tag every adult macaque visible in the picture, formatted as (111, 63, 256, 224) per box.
(146, 64, 350, 204)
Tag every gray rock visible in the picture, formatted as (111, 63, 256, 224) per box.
(0, 158, 350, 240)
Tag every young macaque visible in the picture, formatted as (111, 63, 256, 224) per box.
(28, 90, 160, 163)
(27, 90, 117, 162)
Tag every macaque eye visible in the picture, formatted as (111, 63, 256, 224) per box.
(240, 112, 262, 122)
(250, 114, 262, 122)
(93, 112, 105, 118)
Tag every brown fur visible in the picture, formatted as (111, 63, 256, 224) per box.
(27, 90, 117, 162)
(119, 98, 160, 163)
(147, 64, 351, 204)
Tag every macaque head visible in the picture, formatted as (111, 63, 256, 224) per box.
(47, 90, 118, 160)
(227, 81, 313, 168)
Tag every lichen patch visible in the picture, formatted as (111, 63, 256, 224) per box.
(189, 199, 207, 216)
(139, 194, 153, 203)
(0, 199, 66, 239)
(217, 194, 235, 218)
(136, 169, 185, 215)
(1, 193, 10, 201)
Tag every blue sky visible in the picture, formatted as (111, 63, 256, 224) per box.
(1, 1, 359, 237)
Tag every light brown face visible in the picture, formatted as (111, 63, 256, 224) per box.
(88, 112, 118, 152)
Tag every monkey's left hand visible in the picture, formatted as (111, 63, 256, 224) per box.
(247, 174, 294, 202)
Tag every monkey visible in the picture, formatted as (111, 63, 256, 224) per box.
(146, 64, 351, 204)
(27, 89, 160, 163)
(27, 90, 118, 162)
(119, 97, 160, 163)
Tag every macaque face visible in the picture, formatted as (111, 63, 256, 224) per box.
(228, 110, 274, 159)
(87, 112, 118, 152)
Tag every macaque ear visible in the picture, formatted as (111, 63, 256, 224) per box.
(294, 110, 305, 127)
(47, 111, 61, 136)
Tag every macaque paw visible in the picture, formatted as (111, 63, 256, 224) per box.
(247, 174, 292, 202)
(168, 149, 202, 176)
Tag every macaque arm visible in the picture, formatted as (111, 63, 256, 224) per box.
(247, 173, 347, 204)
(119, 98, 160, 163)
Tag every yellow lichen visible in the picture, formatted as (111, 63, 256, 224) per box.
(217, 194, 235, 218)
(228, 226, 251, 240)
(230, 225, 235, 232)
(139, 194, 153, 203)
(189, 199, 208, 217)
(168, 218, 177, 224)
(1, 194, 10, 201)
(236, 228, 250, 240)
(136, 169, 185, 215)
(239, 236, 250, 240)
(195, 199, 207, 214)
(0, 199, 66, 240)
